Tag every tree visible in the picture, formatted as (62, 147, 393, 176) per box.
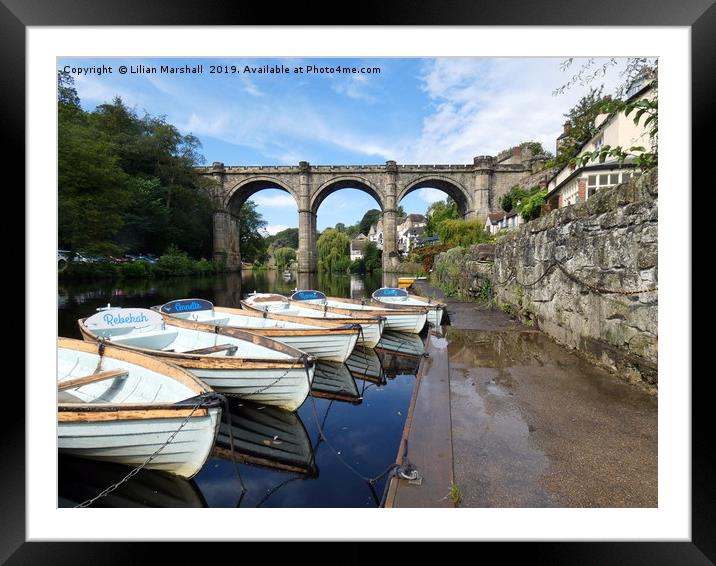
(500, 185, 529, 213)
(238, 201, 268, 263)
(517, 188, 548, 221)
(436, 219, 489, 248)
(267, 227, 299, 249)
(363, 241, 382, 272)
(317, 228, 350, 272)
(546, 87, 614, 171)
(274, 247, 296, 270)
(358, 209, 381, 237)
(334, 222, 346, 233)
(554, 58, 658, 171)
(500, 185, 547, 221)
(58, 73, 217, 259)
(425, 197, 459, 236)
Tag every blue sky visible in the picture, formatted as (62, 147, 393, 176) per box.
(59, 57, 628, 233)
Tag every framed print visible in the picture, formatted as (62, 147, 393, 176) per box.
(8, 0, 713, 561)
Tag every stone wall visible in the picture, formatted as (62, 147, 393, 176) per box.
(432, 172, 658, 387)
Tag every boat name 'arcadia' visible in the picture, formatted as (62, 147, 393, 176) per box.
(102, 312, 149, 326)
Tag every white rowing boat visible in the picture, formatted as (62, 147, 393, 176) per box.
(289, 290, 428, 334)
(78, 307, 316, 412)
(241, 292, 384, 348)
(372, 287, 446, 327)
(153, 298, 359, 363)
(57, 337, 222, 479)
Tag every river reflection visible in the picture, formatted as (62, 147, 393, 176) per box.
(58, 270, 421, 508)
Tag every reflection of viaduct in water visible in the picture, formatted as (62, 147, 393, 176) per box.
(199, 149, 547, 273)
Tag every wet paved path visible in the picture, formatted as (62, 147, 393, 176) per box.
(389, 282, 657, 508)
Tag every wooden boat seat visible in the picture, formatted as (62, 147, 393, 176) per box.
(185, 344, 238, 356)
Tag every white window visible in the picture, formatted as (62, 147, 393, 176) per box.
(594, 135, 604, 150)
(562, 179, 579, 206)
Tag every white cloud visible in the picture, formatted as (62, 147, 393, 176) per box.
(417, 188, 446, 204)
(265, 224, 290, 235)
(249, 193, 297, 208)
(73, 75, 143, 107)
(332, 73, 377, 103)
(398, 57, 629, 164)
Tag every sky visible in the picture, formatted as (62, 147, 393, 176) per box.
(59, 57, 629, 234)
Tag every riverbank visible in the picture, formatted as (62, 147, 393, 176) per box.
(386, 280, 657, 508)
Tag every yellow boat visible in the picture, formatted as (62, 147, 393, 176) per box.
(397, 277, 416, 289)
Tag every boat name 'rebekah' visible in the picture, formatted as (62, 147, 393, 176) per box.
(102, 311, 149, 326)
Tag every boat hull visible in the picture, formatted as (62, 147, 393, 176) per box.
(187, 365, 314, 412)
(58, 407, 221, 479)
(241, 299, 384, 348)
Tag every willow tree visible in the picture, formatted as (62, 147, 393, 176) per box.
(317, 228, 350, 272)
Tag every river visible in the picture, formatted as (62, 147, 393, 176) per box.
(58, 270, 421, 508)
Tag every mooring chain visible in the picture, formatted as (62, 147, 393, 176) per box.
(493, 257, 657, 295)
(225, 367, 292, 399)
(301, 355, 406, 500)
(73, 394, 214, 508)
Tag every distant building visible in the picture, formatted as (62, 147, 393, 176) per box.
(368, 219, 384, 250)
(484, 211, 507, 235)
(485, 210, 522, 233)
(545, 74, 655, 210)
(397, 214, 426, 255)
(350, 234, 368, 260)
(414, 235, 440, 248)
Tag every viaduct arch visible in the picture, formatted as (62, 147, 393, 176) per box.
(199, 150, 547, 272)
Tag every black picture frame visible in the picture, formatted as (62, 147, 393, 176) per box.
(9, 0, 710, 561)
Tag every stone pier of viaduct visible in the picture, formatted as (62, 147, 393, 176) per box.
(198, 147, 548, 272)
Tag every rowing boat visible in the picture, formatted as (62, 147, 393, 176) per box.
(289, 290, 428, 334)
(78, 307, 316, 411)
(372, 287, 446, 327)
(241, 292, 384, 348)
(57, 337, 222, 479)
(153, 298, 360, 363)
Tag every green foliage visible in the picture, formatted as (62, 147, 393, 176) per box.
(436, 219, 489, 247)
(266, 227, 299, 250)
(317, 229, 351, 273)
(554, 59, 658, 172)
(411, 243, 456, 273)
(191, 258, 214, 275)
(571, 97, 658, 171)
(274, 247, 296, 270)
(518, 189, 548, 221)
(60, 261, 119, 281)
(501, 185, 547, 221)
(239, 201, 269, 264)
(358, 209, 381, 237)
(58, 71, 217, 260)
(500, 185, 529, 213)
(519, 141, 553, 158)
(154, 244, 192, 276)
(544, 86, 614, 171)
(431, 247, 466, 296)
(117, 260, 152, 278)
(349, 241, 382, 273)
(425, 198, 459, 236)
(450, 482, 462, 507)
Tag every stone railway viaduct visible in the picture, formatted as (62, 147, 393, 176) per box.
(198, 147, 548, 272)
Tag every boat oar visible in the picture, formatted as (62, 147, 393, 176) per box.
(58, 368, 129, 391)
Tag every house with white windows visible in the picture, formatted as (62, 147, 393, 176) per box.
(350, 234, 368, 260)
(545, 74, 655, 210)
